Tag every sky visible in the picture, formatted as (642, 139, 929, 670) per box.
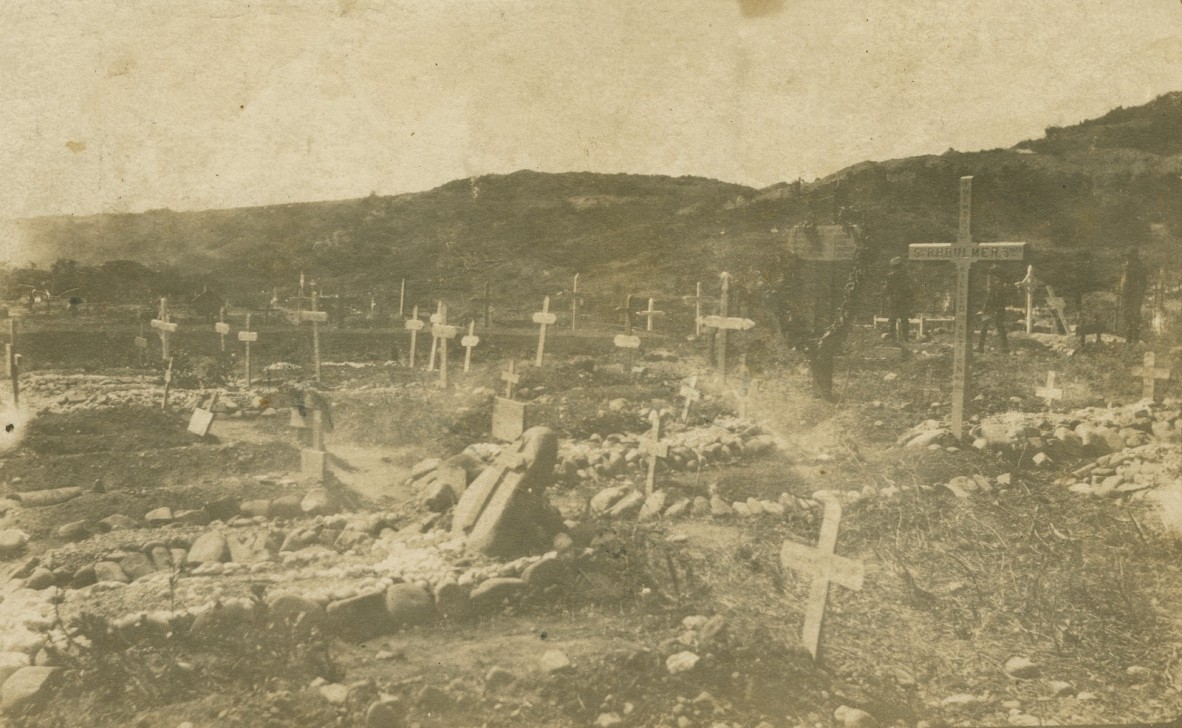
(1, 0, 1181, 221)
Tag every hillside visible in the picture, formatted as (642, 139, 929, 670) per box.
(12, 92, 1182, 308)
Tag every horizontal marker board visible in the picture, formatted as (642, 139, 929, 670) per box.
(532, 312, 557, 325)
(214, 323, 231, 334)
(300, 311, 329, 323)
(461, 335, 480, 347)
(614, 334, 641, 349)
(150, 319, 178, 333)
(432, 325, 458, 338)
(908, 242, 1026, 261)
(237, 331, 258, 342)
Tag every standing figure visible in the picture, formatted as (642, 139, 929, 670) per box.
(1119, 248, 1148, 343)
(883, 257, 913, 342)
(976, 265, 1010, 354)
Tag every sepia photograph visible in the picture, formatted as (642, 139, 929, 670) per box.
(1, 1, 1181, 726)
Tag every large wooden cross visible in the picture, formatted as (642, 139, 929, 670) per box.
(238, 313, 258, 387)
(461, 321, 480, 373)
(501, 359, 520, 400)
(636, 297, 664, 332)
(215, 307, 230, 352)
(638, 410, 669, 496)
(532, 296, 557, 367)
(151, 297, 179, 362)
(404, 304, 424, 369)
(1036, 370, 1062, 409)
(698, 273, 755, 379)
(432, 303, 459, 387)
(299, 290, 328, 383)
(1132, 352, 1171, 402)
(908, 176, 1026, 441)
(613, 294, 641, 374)
(780, 494, 865, 661)
(1044, 285, 1071, 335)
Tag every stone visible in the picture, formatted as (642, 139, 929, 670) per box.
(433, 580, 470, 618)
(692, 496, 710, 514)
(834, 705, 877, 728)
(663, 497, 691, 518)
(666, 651, 699, 674)
(144, 507, 174, 524)
(638, 490, 669, 521)
(365, 699, 406, 728)
(731, 501, 751, 517)
(589, 485, 629, 515)
(227, 531, 277, 564)
(522, 557, 571, 591)
(301, 488, 334, 515)
(1047, 680, 1075, 697)
(0, 653, 30, 689)
(189, 599, 257, 636)
(185, 532, 229, 564)
(174, 509, 211, 526)
(93, 560, 129, 584)
(240, 499, 272, 518)
(270, 495, 304, 519)
(468, 577, 528, 613)
(484, 666, 514, 691)
(422, 480, 457, 513)
(71, 565, 96, 588)
(1004, 656, 1040, 680)
(267, 594, 327, 637)
(24, 568, 54, 590)
(319, 683, 349, 705)
(540, 649, 573, 674)
(699, 615, 728, 646)
(0, 530, 29, 558)
(147, 545, 173, 572)
(326, 590, 389, 642)
(0, 666, 59, 711)
(1032, 452, 1051, 466)
(98, 514, 138, 532)
(120, 552, 155, 581)
(410, 458, 440, 481)
(385, 583, 436, 628)
(943, 476, 977, 498)
(607, 491, 644, 519)
(595, 713, 624, 728)
(709, 495, 733, 518)
(55, 520, 90, 542)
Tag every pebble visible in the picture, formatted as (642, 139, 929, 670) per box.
(540, 649, 573, 674)
(666, 651, 699, 674)
(834, 705, 877, 728)
(1003, 656, 1040, 679)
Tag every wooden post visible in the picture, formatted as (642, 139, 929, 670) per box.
(310, 291, 322, 383)
(571, 274, 579, 332)
(432, 303, 459, 387)
(483, 280, 491, 330)
(428, 301, 443, 372)
(161, 357, 174, 411)
(461, 321, 479, 373)
(639, 410, 669, 496)
(215, 307, 229, 352)
(908, 177, 1026, 441)
(779, 494, 865, 661)
(501, 359, 520, 400)
(151, 298, 178, 362)
(532, 296, 556, 367)
(694, 282, 702, 336)
(238, 313, 257, 387)
(718, 273, 730, 378)
(1045, 285, 1070, 335)
(404, 305, 424, 369)
(614, 294, 639, 375)
(135, 322, 148, 368)
(399, 279, 406, 317)
(1020, 265, 1035, 335)
(6, 320, 18, 409)
(679, 375, 701, 423)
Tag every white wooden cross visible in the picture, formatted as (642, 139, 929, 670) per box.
(532, 295, 557, 367)
(571, 273, 580, 332)
(679, 375, 701, 423)
(461, 321, 480, 373)
(908, 176, 1026, 441)
(427, 301, 443, 372)
(404, 304, 424, 369)
(134, 322, 148, 367)
(636, 298, 664, 332)
(1018, 265, 1035, 335)
(299, 290, 328, 383)
(432, 303, 459, 387)
(638, 410, 669, 496)
(501, 359, 520, 400)
(215, 306, 230, 352)
(237, 313, 258, 387)
(1132, 352, 1171, 402)
(399, 278, 406, 317)
(1045, 285, 1071, 335)
(1036, 370, 1062, 409)
(613, 294, 641, 373)
(150, 297, 179, 362)
(779, 494, 865, 661)
(698, 273, 755, 379)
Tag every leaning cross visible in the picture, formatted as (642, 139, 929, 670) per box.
(215, 307, 230, 352)
(237, 313, 258, 387)
(1044, 285, 1071, 335)
(638, 410, 669, 496)
(908, 176, 1026, 441)
(501, 359, 520, 400)
(636, 297, 664, 332)
(779, 494, 865, 661)
(679, 375, 701, 423)
(461, 321, 480, 373)
(1035, 370, 1063, 409)
(432, 303, 459, 387)
(150, 297, 179, 362)
(404, 305, 424, 369)
(299, 290, 328, 383)
(1132, 352, 1171, 402)
(532, 296, 557, 367)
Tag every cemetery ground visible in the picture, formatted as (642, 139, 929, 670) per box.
(0, 318, 1179, 728)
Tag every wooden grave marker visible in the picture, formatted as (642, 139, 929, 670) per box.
(1019, 265, 1035, 335)
(5, 321, 19, 408)
(636, 297, 664, 332)
(694, 282, 702, 336)
(461, 321, 480, 373)
(532, 296, 557, 367)
(638, 410, 669, 496)
(432, 303, 459, 387)
(492, 359, 528, 442)
(679, 375, 701, 423)
(238, 313, 257, 387)
(399, 279, 406, 317)
(404, 305, 425, 369)
(1036, 370, 1063, 409)
(427, 302, 444, 371)
(215, 307, 230, 352)
(150, 297, 179, 362)
(613, 294, 641, 374)
(160, 357, 174, 411)
(134, 322, 149, 367)
(571, 273, 580, 332)
(188, 392, 219, 437)
(1132, 352, 1171, 402)
(1045, 285, 1071, 335)
(908, 176, 1026, 441)
(471, 281, 493, 331)
(300, 396, 328, 484)
(780, 494, 865, 661)
(698, 273, 755, 379)
(299, 291, 328, 383)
